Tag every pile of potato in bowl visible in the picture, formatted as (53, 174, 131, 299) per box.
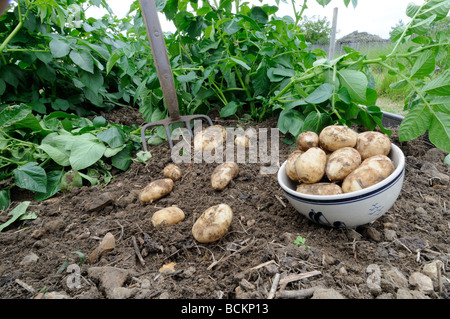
(278, 125, 405, 228)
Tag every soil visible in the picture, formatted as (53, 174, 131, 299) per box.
(0, 107, 449, 300)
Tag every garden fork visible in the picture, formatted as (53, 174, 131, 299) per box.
(139, 0, 213, 150)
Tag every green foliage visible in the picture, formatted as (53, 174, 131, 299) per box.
(0, 0, 149, 115)
(0, 103, 143, 206)
(299, 15, 331, 44)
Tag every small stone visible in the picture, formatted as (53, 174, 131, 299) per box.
(366, 264, 382, 296)
(88, 232, 116, 264)
(409, 272, 433, 294)
(420, 162, 449, 183)
(422, 260, 444, 280)
(239, 278, 256, 291)
(384, 229, 397, 241)
(396, 288, 429, 299)
(43, 291, 70, 299)
(311, 288, 345, 299)
(140, 279, 151, 290)
(107, 287, 134, 299)
(20, 252, 39, 266)
(87, 266, 129, 292)
(364, 227, 382, 242)
(86, 192, 114, 212)
(384, 267, 408, 289)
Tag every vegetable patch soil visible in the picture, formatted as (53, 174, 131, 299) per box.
(1, 107, 449, 300)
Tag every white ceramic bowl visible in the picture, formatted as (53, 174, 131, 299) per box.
(278, 144, 405, 228)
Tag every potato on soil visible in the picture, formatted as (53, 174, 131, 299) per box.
(296, 183, 343, 195)
(356, 131, 391, 160)
(194, 125, 227, 151)
(296, 131, 319, 152)
(326, 147, 361, 182)
(163, 163, 182, 181)
(342, 155, 395, 193)
(295, 147, 327, 184)
(319, 125, 357, 152)
(211, 162, 239, 190)
(235, 135, 250, 147)
(151, 206, 185, 227)
(192, 204, 233, 243)
(139, 178, 174, 203)
(285, 150, 303, 181)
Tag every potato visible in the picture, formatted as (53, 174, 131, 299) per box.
(342, 155, 395, 193)
(235, 135, 250, 147)
(163, 163, 182, 181)
(139, 178, 174, 203)
(295, 147, 327, 184)
(319, 125, 357, 152)
(285, 150, 303, 181)
(326, 147, 361, 182)
(151, 206, 185, 227)
(211, 162, 239, 190)
(192, 204, 233, 243)
(296, 131, 319, 152)
(356, 131, 391, 160)
(194, 125, 227, 151)
(296, 183, 343, 195)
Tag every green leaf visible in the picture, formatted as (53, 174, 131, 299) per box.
(0, 201, 31, 232)
(230, 57, 251, 71)
(422, 70, 450, 96)
(410, 51, 435, 78)
(398, 104, 432, 142)
(49, 38, 71, 58)
(429, 111, 450, 153)
(220, 101, 239, 117)
(97, 127, 126, 148)
(70, 50, 94, 74)
(410, 14, 437, 35)
(177, 71, 197, 83)
(69, 134, 107, 170)
(38, 143, 71, 166)
(112, 144, 133, 171)
(305, 84, 333, 104)
(337, 69, 368, 104)
(34, 170, 64, 201)
(106, 49, 122, 74)
(445, 154, 450, 165)
(13, 162, 47, 193)
(302, 112, 330, 133)
(0, 104, 32, 128)
(0, 189, 10, 211)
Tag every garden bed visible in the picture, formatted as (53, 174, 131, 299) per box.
(0, 107, 449, 300)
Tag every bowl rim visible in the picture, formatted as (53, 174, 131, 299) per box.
(278, 143, 405, 204)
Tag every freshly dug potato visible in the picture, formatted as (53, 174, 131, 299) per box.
(295, 147, 327, 184)
(285, 150, 303, 181)
(211, 162, 239, 190)
(235, 135, 250, 147)
(356, 131, 391, 160)
(151, 206, 185, 227)
(296, 183, 343, 195)
(163, 163, 182, 181)
(319, 125, 357, 152)
(194, 125, 227, 151)
(296, 131, 319, 152)
(326, 147, 361, 182)
(192, 204, 233, 243)
(139, 178, 174, 203)
(342, 155, 395, 193)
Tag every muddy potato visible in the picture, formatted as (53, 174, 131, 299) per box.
(296, 183, 343, 195)
(163, 163, 182, 181)
(326, 147, 361, 182)
(211, 162, 239, 190)
(192, 204, 233, 243)
(151, 206, 185, 227)
(235, 135, 250, 147)
(139, 178, 174, 203)
(194, 125, 227, 151)
(319, 125, 358, 152)
(296, 131, 319, 152)
(356, 131, 391, 160)
(342, 155, 395, 193)
(295, 147, 327, 184)
(285, 150, 303, 181)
